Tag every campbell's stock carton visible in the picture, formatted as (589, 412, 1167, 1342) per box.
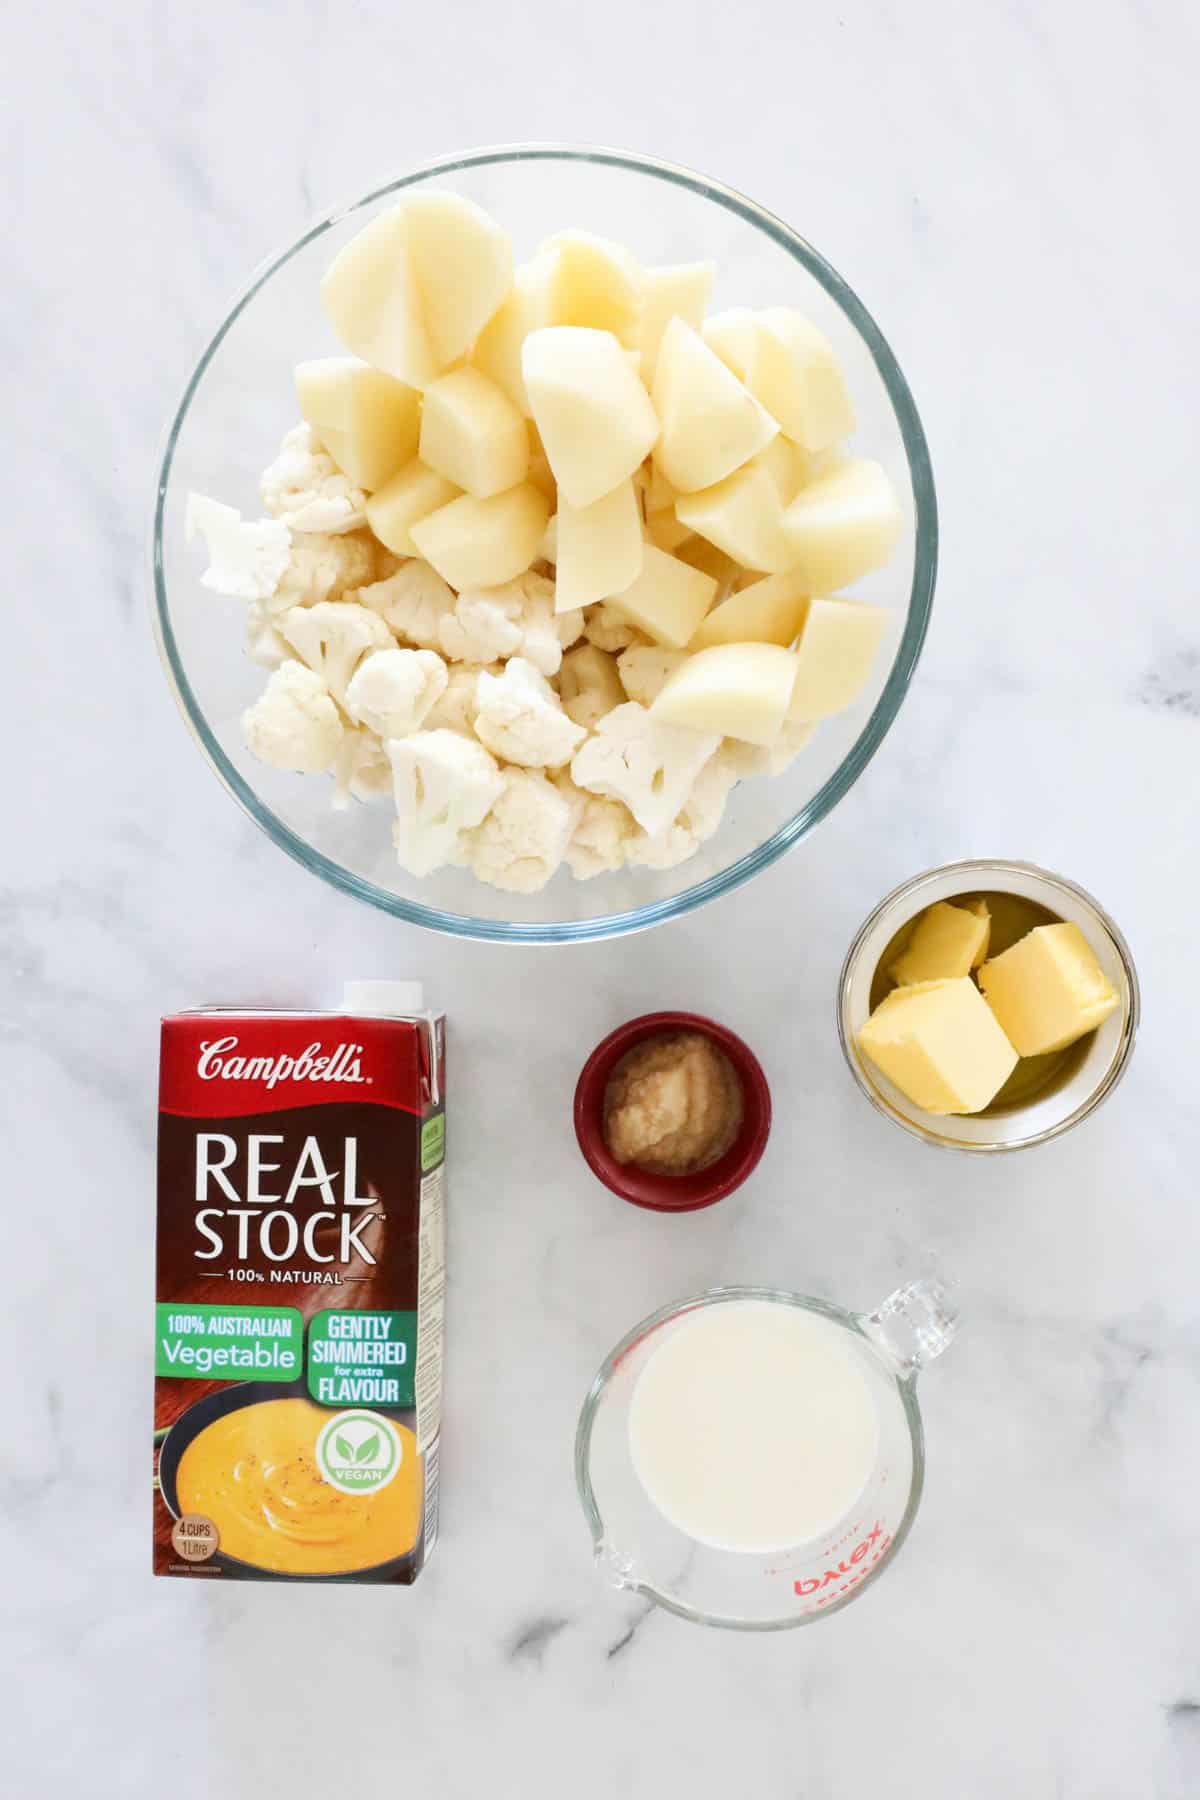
(153, 982, 445, 1584)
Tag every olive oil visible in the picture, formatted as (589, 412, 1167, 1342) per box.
(870, 891, 1091, 1114)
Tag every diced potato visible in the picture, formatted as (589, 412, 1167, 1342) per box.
(650, 642, 798, 745)
(689, 569, 810, 650)
(365, 459, 461, 557)
(401, 191, 513, 369)
(473, 253, 559, 415)
(788, 598, 888, 719)
(638, 262, 715, 386)
(608, 544, 718, 649)
(643, 462, 678, 515)
(675, 535, 740, 599)
(750, 309, 854, 451)
(539, 512, 558, 563)
(320, 208, 437, 390)
(526, 425, 557, 505)
(701, 308, 758, 379)
(779, 459, 903, 592)
(295, 357, 421, 491)
(410, 485, 549, 590)
(707, 309, 855, 452)
(753, 435, 808, 506)
(559, 643, 625, 728)
(652, 317, 778, 494)
(523, 327, 659, 508)
(644, 511, 694, 553)
(675, 463, 788, 572)
(419, 367, 528, 499)
(540, 230, 643, 346)
(555, 478, 643, 613)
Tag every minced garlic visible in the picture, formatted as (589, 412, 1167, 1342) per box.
(602, 1032, 743, 1175)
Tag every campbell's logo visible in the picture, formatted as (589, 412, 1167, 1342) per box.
(197, 1036, 368, 1089)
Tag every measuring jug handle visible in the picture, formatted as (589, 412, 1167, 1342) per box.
(861, 1276, 958, 1376)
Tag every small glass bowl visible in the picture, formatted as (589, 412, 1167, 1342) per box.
(838, 859, 1140, 1152)
(574, 1012, 771, 1210)
(152, 143, 937, 944)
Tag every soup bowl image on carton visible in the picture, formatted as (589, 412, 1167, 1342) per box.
(152, 982, 445, 1584)
(838, 860, 1139, 1152)
(576, 1279, 957, 1630)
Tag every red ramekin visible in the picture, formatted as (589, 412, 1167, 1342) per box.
(573, 1011, 772, 1212)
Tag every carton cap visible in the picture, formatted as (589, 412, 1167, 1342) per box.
(342, 980, 426, 1018)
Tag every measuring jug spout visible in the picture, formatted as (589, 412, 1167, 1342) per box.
(862, 1277, 959, 1376)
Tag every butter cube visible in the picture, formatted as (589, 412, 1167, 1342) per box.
(780, 458, 903, 593)
(366, 459, 461, 557)
(608, 544, 717, 649)
(889, 901, 992, 987)
(650, 642, 798, 744)
(652, 318, 778, 494)
(788, 598, 888, 719)
(410, 484, 549, 591)
(857, 979, 1019, 1116)
(978, 923, 1119, 1055)
(675, 462, 788, 572)
(523, 327, 659, 508)
(638, 262, 715, 386)
(419, 367, 528, 499)
(295, 357, 421, 491)
(555, 478, 643, 613)
(689, 569, 810, 651)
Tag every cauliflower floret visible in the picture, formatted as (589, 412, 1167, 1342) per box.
(560, 644, 625, 729)
(681, 744, 741, 841)
(279, 601, 395, 706)
(332, 725, 392, 809)
(570, 702, 719, 836)
(387, 729, 505, 876)
(269, 530, 378, 614)
(566, 792, 634, 879)
(584, 603, 649, 654)
(616, 644, 687, 707)
(422, 664, 496, 736)
(186, 493, 291, 601)
(359, 560, 456, 650)
(260, 423, 367, 534)
(473, 658, 587, 770)
(725, 717, 816, 777)
(245, 602, 290, 669)
(242, 660, 344, 773)
(466, 770, 575, 894)
(625, 821, 700, 870)
(511, 570, 584, 674)
(438, 586, 525, 665)
(345, 648, 449, 739)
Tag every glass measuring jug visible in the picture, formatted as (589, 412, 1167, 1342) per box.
(575, 1280, 956, 1630)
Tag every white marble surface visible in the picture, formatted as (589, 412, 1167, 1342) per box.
(7, 2, 1200, 1794)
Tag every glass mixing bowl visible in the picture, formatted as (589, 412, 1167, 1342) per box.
(152, 145, 936, 944)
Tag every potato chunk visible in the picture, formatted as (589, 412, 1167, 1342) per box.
(675, 462, 788, 572)
(410, 485, 549, 590)
(787, 598, 888, 720)
(540, 230, 644, 345)
(689, 569, 810, 650)
(651, 318, 778, 494)
(472, 253, 559, 416)
(638, 262, 714, 386)
(419, 367, 528, 499)
(294, 357, 421, 491)
(320, 208, 436, 389)
(523, 327, 659, 508)
(365, 459, 461, 557)
(555, 478, 643, 613)
(779, 459, 903, 592)
(650, 642, 798, 744)
(401, 190, 513, 369)
(608, 544, 718, 649)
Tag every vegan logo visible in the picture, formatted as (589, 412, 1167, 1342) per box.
(197, 1037, 367, 1088)
(315, 1410, 402, 1495)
